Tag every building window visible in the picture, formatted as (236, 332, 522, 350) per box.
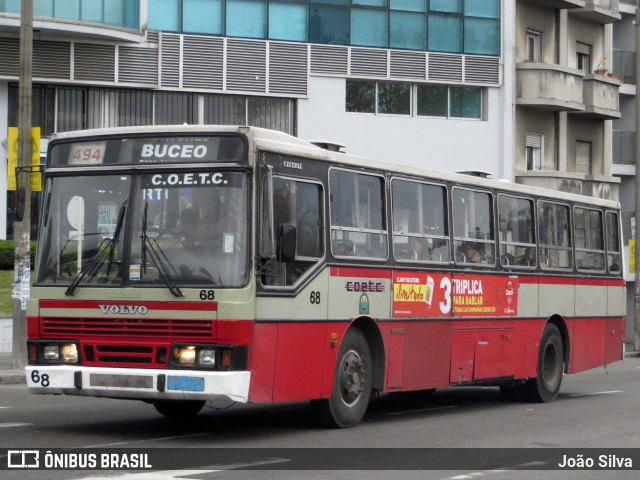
(145, 0, 500, 54)
(575, 141, 592, 174)
(416, 84, 482, 119)
(378, 83, 411, 115)
(269, 2, 308, 41)
(525, 133, 543, 171)
(346, 81, 410, 116)
(347, 81, 482, 119)
(9, 85, 296, 136)
(226, 0, 267, 39)
(428, 14, 462, 53)
(184, 0, 224, 35)
(576, 42, 592, 72)
(346, 80, 483, 120)
(351, 9, 389, 47)
(526, 30, 541, 63)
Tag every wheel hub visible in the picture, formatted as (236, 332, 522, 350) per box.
(339, 350, 367, 407)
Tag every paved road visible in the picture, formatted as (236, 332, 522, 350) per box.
(1, 357, 639, 479)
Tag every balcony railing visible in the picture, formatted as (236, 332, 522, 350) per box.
(612, 49, 635, 84)
(613, 131, 636, 165)
(0, 0, 139, 30)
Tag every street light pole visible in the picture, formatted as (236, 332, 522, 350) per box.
(12, 0, 33, 369)
(635, 6, 640, 352)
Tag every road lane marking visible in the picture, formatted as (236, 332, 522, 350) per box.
(0, 422, 32, 428)
(568, 390, 622, 397)
(75, 458, 290, 479)
(441, 462, 548, 479)
(83, 432, 210, 448)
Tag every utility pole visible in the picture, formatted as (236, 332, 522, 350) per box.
(12, 0, 33, 369)
(635, 5, 640, 352)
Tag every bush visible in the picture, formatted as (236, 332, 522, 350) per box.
(0, 240, 37, 270)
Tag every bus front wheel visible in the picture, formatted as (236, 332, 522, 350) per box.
(312, 329, 372, 428)
(152, 400, 206, 418)
(519, 323, 564, 403)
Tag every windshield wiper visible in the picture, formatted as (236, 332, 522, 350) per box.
(140, 202, 184, 298)
(65, 202, 127, 296)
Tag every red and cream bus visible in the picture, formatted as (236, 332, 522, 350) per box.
(26, 125, 625, 428)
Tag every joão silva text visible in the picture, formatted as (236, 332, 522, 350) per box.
(558, 454, 632, 469)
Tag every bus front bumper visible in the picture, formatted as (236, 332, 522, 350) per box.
(25, 366, 250, 402)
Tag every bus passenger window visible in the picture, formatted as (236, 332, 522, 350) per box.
(261, 175, 324, 287)
(574, 207, 605, 272)
(497, 195, 535, 268)
(452, 187, 494, 266)
(391, 179, 449, 263)
(606, 212, 621, 273)
(538, 201, 571, 270)
(330, 169, 387, 259)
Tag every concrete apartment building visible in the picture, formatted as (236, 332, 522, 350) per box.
(0, 1, 635, 347)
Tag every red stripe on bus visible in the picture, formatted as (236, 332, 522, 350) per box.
(330, 266, 391, 279)
(39, 300, 217, 311)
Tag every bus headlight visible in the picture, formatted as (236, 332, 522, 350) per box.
(38, 342, 79, 364)
(173, 346, 196, 365)
(198, 349, 216, 366)
(60, 343, 78, 363)
(43, 345, 60, 360)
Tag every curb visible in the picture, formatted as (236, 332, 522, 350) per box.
(0, 373, 26, 385)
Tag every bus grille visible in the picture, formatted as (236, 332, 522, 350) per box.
(40, 316, 213, 338)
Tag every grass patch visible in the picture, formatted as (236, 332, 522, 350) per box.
(0, 270, 16, 317)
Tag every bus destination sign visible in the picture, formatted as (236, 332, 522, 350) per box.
(53, 134, 246, 167)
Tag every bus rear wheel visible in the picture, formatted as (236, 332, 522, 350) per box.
(313, 329, 372, 428)
(152, 400, 206, 418)
(519, 323, 564, 403)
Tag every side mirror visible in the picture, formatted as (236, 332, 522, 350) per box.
(277, 224, 296, 263)
(15, 187, 26, 222)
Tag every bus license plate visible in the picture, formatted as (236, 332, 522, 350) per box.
(167, 375, 205, 392)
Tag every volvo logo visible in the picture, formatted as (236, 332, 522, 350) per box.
(98, 305, 149, 315)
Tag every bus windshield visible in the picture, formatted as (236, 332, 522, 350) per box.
(37, 170, 249, 289)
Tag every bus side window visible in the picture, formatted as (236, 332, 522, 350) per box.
(330, 169, 388, 259)
(452, 187, 494, 265)
(538, 201, 572, 270)
(606, 211, 621, 273)
(497, 194, 535, 268)
(391, 178, 449, 263)
(575, 207, 605, 272)
(261, 175, 324, 287)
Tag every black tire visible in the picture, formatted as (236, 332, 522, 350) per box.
(519, 323, 564, 403)
(313, 329, 372, 428)
(152, 400, 205, 418)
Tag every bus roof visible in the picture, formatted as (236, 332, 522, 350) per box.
(49, 125, 620, 209)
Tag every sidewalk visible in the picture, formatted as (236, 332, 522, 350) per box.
(0, 353, 26, 384)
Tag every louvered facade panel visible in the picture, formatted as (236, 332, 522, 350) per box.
(464, 56, 500, 85)
(310, 44, 348, 75)
(428, 53, 463, 82)
(119, 46, 158, 85)
(0, 38, 20, 77)
(269, 43, 308, 95)
(160, 34, 181, 88)
(34, 40, 70, 80)
(183, 36, 224, 90)
(226, 39, 266, 93)
(147, 31, 160, 45)
(390, 51, 426, 80)
(350, 48, 388, 77)
(75, 43, 115, 82)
